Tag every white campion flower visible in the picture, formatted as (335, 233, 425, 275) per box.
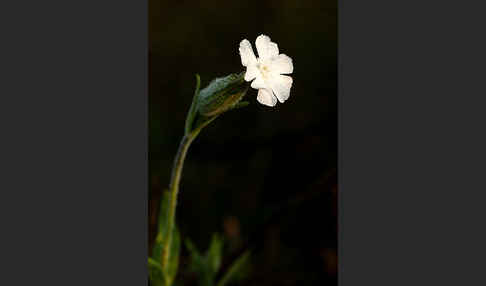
(239, 35, 294, 107)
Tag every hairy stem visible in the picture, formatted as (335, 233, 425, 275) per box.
(161, 113, 219, 274)
(162, 133, 196, 268)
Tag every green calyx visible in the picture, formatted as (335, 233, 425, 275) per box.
(185, 72, 250, 135)
(197, 72, 249, 117)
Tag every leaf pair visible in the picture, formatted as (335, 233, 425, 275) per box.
(186, 234, 251, 286)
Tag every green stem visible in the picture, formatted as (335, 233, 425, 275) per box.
(162, 133, 196, 268)
(161, 112, 220, 273)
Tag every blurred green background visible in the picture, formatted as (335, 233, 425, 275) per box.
(150, 0, 337, 285)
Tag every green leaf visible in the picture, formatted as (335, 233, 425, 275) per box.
(185, 238, 204, 274)
(185, 74, 201, 135)
(206, 233, 223, 274)
(152, 190, 170, 262)
(167, 227, 181, 283)
(151, 190, 181, 286)
(185, 238, 202, 261)
(216, 251, 251, 286)
(148, 257, 165, 286)
(185, 237, 217, 286)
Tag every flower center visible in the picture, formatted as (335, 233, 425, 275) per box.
(257, 62, 270, 79)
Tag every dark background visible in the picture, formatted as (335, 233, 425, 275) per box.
(149, 0, 337, 285)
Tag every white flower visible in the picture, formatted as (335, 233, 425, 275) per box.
(239, 35, 294, 107)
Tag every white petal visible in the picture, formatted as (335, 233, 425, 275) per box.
(257, 88, 277, 107)
(270, 54, 293, 75)
(255, 35, 279, 60)
(250, 75, 268, 90)
(269, 75, 293, 103)
(244, 65, 259, 82)
(239, 39, 257, 67)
